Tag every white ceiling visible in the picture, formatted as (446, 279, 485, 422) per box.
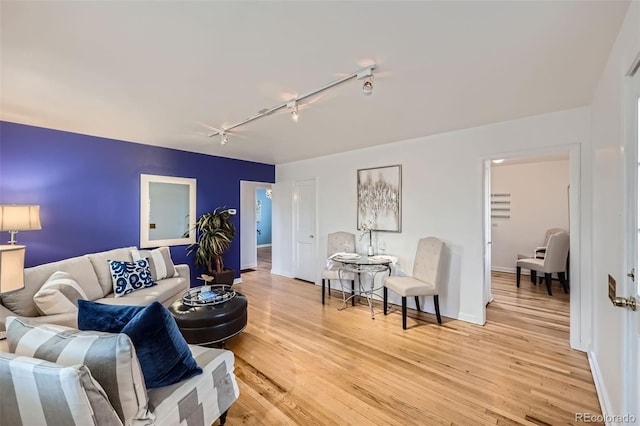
(0, 1, 630, 165)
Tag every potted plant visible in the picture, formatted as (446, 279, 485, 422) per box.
(186, 207, 236, 285)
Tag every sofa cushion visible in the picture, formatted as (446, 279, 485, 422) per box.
(95, 275, 188, 307)
(0, 352, 123, 426)
(131, 247, 177, 281)
(147, 345, 240, 426)
(78, 301, 202, 389)
(33, 271, 89, 315)
(1, 255, 102, 317)
(6, 317, 153, 425)
(109, 259, 156, 297)
(87, 247, 136, 297)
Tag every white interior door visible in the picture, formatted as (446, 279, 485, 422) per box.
(293, 179, 317, 282)
(623, 56, 640, 421)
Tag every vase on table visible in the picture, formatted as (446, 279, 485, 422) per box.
(367, 245, 374, 256)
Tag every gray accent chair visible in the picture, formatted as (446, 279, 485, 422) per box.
(516, 231, 570, 295)
(383, 237, 445, 330)
(321, 232, 356, 305)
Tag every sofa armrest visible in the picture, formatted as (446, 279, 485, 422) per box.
(174, 264, 190, 286)
(0, 303, 16, 331)
(0, 352, 123, 425)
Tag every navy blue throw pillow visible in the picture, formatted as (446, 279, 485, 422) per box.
(78, 300, 202, 388)
(78, 299, 144, 332)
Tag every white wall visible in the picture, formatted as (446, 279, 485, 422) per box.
(491, 160, 570, 272)
(589, 1, 640, 418)
(273, 107, 590, 327)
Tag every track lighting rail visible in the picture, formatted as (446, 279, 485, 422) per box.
(208, 64, 376, 139)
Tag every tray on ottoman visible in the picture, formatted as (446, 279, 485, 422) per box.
(169, 286, 248, 347)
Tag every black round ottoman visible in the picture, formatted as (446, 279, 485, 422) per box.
(168, 291, 247, 347)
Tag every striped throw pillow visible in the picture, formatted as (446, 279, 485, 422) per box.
(33, 271, 89, 315)
(6, 317, 153, 425)
(131, 247, 177, 280)
(0, 352, 122, 426)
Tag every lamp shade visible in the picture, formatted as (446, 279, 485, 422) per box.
(0, 245, 26, 294)
(0, 205, 41, 231)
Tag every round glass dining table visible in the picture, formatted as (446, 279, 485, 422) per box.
(333, 254, 392, 319)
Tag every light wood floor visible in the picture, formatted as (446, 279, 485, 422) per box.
(256, 246, 272, 272)
(219, 270, 601, 425)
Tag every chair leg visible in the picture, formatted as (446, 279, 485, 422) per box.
(327, 279, 331, 298)
(545, 273, 553, 295)
(434, 295, 442, 324)
(516, 266, 521, 287)
(559, 272, 569, 293)
(322, 279, 326, 304)
(415, 296, 421, 312)
(383, 287, 388, 315)
(531, 270, 536, 284)
(351, 279, 355, 306)
(402, 297, 407, 330)
(219, 409, 228, 425)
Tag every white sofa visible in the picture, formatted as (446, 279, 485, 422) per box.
(0, 246, 189, 330)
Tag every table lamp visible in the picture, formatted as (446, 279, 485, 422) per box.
(0, 244, 25, 294)
(0, 205, 41, 245)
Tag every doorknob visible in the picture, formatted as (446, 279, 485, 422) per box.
(309, 235, 314, 238)
(609, 274, 637, 311)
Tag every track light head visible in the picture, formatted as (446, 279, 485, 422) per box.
(287, 101, 299, 122)
(220, 132, 229, 145)
(362, 79, 373, 96)
(357, 67, 375, 96)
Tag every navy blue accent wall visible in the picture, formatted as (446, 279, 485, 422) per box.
(0, 121, 275, 285)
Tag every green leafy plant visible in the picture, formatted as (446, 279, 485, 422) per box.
(186, 207, 236, 274)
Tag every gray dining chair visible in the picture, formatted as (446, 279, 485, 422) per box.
(321, 232, 356, 304)
(383, 237, 445, 329)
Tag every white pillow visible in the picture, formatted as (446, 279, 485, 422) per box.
(131, 247, 177, 280)
(33, 271, 88, 315)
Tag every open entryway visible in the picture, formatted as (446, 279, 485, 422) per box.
(240, 181, 273, 272)
(483, 146, 583, 350)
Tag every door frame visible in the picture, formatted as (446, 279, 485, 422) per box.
(240, 180, 273, 271)
(482, 144, 585, 350)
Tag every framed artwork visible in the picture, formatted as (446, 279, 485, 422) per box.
(357, 164, 402, 232)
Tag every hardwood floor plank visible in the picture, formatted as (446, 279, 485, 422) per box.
(215, 270, 602, 425)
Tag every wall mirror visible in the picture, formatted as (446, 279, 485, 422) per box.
(140, 174, 196, 248)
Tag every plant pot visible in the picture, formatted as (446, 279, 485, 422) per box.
(211, 269, 235, 286)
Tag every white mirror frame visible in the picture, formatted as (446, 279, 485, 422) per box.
(140, 174, 196, 248)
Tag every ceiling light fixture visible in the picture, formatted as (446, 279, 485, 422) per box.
(208, 64, 376, 142)
(220, 132, 229, 145)
(492, 159, 505, 164)
(288, 101, 299, 123)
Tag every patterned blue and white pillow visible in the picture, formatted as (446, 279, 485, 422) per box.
(109, 259, 156, 297)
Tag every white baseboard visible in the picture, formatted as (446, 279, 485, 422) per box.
(257, 244, 272, 248)
(241, 263, 257, 270)
(491, 266, 534, 275)
(233, 277, 243, 285)
(457, 312, 484, 325)
(270, 269, 293, 278)
(588, 351, 612, 423)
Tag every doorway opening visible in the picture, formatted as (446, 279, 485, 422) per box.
(484, 148, 582, 349)
(240, 181, 273, 273)
(256, 187, 272, 272)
